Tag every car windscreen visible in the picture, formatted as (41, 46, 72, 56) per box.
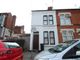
(48, 44, 69, 53)
(4, 42, 20, 48)
(48, 40, 78, 53)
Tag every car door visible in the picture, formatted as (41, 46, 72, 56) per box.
(8, 44, 21, 58)
(4, 42, 22, 59)
(62, 43, 80, 60)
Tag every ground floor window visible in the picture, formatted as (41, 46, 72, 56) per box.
(77, 29, 80, 38)
(43, 31, 55, 45)
(43, 31, 48, 45)
(62, 30, 74, 42)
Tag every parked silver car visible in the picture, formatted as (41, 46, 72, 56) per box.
(34, 39, 80, 60)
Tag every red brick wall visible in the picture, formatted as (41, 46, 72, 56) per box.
(2, 13, 16, 30)
(56, 9, 80, 43)
(4, 13, 13, 29)
(14, 26, 22, 34)
(11, 15, 16, 30)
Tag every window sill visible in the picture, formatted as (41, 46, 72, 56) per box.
(43, 25, 56, 27)
(44, 45, 55, 46)
(60, 24, 73, 26)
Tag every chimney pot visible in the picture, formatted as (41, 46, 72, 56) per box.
(48, 7, 53, 11)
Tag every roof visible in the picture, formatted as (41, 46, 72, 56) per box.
(32, 8, 80, 12)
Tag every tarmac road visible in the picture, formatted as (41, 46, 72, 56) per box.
(23, 52, 38, 60)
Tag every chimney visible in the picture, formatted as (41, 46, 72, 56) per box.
(48, 6, 53, 11)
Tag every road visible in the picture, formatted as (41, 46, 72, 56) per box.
(23, 52, 38, 60)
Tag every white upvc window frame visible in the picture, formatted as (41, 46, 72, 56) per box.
(61, 29, 74, 42)
(77, 29, 80, 35)
(59, 12, 72, 25)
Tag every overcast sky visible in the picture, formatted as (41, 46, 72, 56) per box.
(0, 0, 80, 33)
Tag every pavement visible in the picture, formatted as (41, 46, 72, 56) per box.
(23, 51, 39, 60)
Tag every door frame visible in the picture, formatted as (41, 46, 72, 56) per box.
(33, 32, 39, 51)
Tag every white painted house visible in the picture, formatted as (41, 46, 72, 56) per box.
(30, 7, 59, 51)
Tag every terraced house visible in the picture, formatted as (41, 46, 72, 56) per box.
(0, 13, 16, 39)
(30, 7, 58, 51)
(30, 7, 80, 51)
(56, 9, 80, 43)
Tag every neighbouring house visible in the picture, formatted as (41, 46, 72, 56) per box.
(56, 9, 80, 43)
(30, 7, 80, 51)
(0, 13, 16, 39)
(30, 7, 59, 51)
(12, 26, 30, 50)
(12, 26, 25, 38)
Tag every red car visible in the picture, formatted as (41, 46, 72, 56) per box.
(0, 41, 23, 60)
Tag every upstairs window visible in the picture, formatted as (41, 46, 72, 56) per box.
(49, 15, 53, 25)
(60, 13, 71, 25)
(43, 15, 48, 25)
(43, 15, 53, 25)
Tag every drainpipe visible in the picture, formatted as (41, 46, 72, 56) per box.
(3, 27, 5, 40)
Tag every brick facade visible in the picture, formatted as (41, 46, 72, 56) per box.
(0, 13, 16, 39)
(56, 9, 80, 43)
(14, 26, 24, 34)
(0, 13, 16, 30)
